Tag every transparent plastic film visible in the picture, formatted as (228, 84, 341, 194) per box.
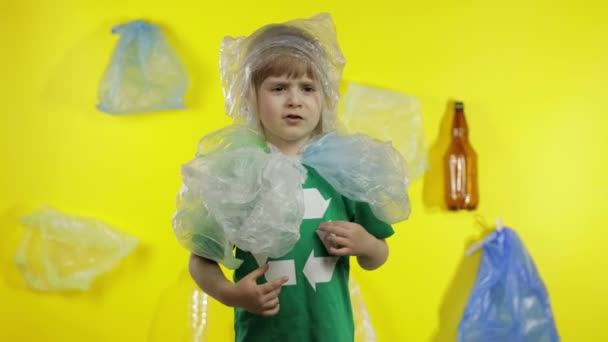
(350, 277, 378, 342)
(302, 132, 411, 223)
(174, 126, 307, 267)
(219, 13, 345, 132)
(149, 269, 216, 342)
(97, 20, 189, 114)
(339, 82, 428, 182)
(15, 206, 138, 291)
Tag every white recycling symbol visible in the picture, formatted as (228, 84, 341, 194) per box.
(253, 188, 338, 291)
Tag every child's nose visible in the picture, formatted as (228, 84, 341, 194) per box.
(286, 89, 303, 107)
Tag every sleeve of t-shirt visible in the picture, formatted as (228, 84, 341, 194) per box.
(344, 197, 394, 239)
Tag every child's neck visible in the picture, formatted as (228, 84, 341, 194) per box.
(265, 135, 311, 156)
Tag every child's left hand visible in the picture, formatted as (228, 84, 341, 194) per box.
(318, 221, 376, 257)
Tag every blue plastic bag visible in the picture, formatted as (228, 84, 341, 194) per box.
(97, 20, 188, 114)
(459, 228, 560, 342)
(302, 132, 410, 224)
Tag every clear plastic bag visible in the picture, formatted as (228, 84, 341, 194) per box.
(219, 13, 345, 132)
(459, 228, 560, 342)
(97, 20, 188, 114)
(174, 126, 307, 267)
(15, 206, 138, 291)
(339, 82, 428, 181)
(302, 132, 410, 224)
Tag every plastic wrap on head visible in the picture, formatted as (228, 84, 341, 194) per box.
(15, 206, 138, 291)
(173, 126, 308, 266)
(339, 82, 428, 181)
(220, 13, 345, 132)
(302, 132, 410, 223)
(458, 228, 560, 342)
(97, 20, 189, 114)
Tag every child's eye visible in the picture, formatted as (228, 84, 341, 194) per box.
(271, 85, 286, 91)
(302, 85, 316, 92)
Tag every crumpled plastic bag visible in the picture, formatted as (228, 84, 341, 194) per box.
(338, 82, 428, 182)
(173, 126, 306, 268)
(458, 228, 560, 342)
(302, 132, 410, 223)
(174, 126, 411, 268)
(15, 206, 138, 291)
(97, 20, 188, 114)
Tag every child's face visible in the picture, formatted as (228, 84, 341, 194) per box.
(256, 74, 322, 151)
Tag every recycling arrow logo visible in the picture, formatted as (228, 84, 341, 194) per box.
(302, 251, 339, 291)
(252, 187, 338, 291)
(303, 188, 331, 219)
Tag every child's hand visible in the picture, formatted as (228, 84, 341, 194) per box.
(318, 221, 376, 257)
(228, 264, 288, 316)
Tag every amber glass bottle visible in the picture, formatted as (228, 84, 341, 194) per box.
(445, 101, 478, 210)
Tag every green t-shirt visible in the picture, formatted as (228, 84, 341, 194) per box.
(233, 166, 394, 342)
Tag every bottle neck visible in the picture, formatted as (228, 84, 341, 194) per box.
(452, 110, 468, 138)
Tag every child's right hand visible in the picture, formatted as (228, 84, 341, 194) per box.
(226, 264, 288, 316)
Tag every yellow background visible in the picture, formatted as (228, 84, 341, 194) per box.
(1, 0, 607, 341)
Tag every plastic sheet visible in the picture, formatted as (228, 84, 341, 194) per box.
(15, 206, 138, 291)
(219, 13, 345, 132)
(302, 132, 411, 223)
(458, 228, 560, 342)
(97, 20, 188, 114)
(339, 82, 428, 181)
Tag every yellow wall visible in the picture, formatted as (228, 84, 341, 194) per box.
(1, 0, 607, 341)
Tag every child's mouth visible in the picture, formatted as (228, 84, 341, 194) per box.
(284, 114, 303, 122)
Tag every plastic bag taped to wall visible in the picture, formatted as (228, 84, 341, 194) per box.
(15, 206, 138, 291)
(338, 82, 428, 182)
(458, 228, 560, 342)
(97, 20, 188, 114)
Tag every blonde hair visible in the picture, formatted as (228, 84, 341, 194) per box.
(252, 54, 319, 90)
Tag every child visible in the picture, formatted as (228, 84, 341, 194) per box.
(174, 13, 410, 341)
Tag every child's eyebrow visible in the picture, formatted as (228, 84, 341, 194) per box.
(268, 81, 290, 87)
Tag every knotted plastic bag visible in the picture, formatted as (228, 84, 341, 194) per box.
(97, 20, 188, 114)
(15, 206, 138, 291)
(458, 228, 560, 342)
